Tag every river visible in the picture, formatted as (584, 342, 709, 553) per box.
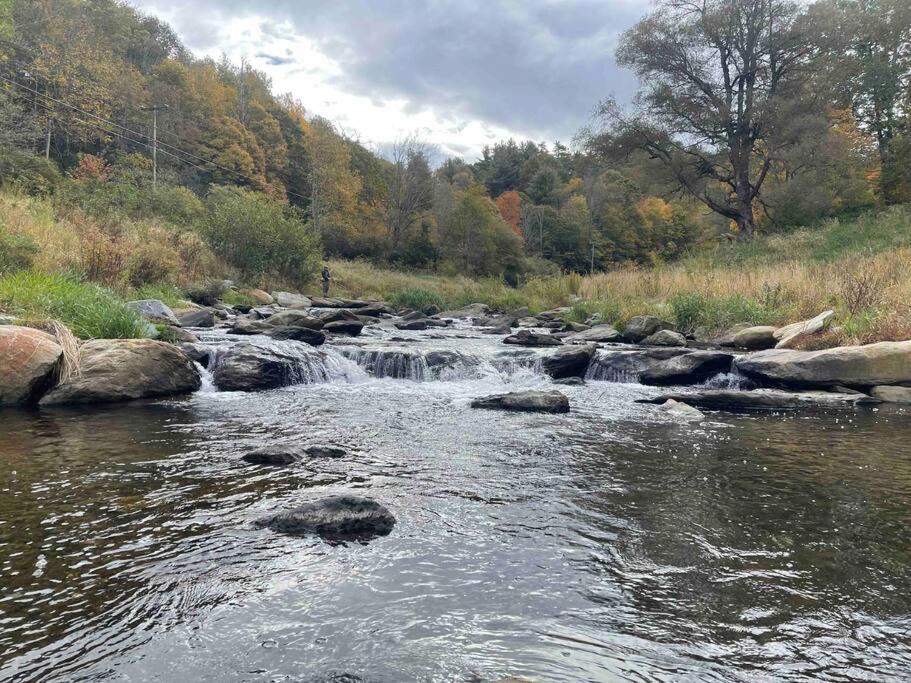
(2, 320, 910, 681)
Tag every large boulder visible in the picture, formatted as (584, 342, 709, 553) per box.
(128, 299, 179, 326)
(471, 390, 570, 413)
(439, 303, 490, 319)
(641, 329, 687, 347)
(622, 315, 675, 343)
(176, 309, 215, 328)
(773, 310, 834, 349)
(0, 326, 63, 405)
(503, 329, 563, 347)
(732, 326, 778, 350)
(265, 327, 326, 346)
(735, 341, 911, 388)
(212, 343, 317, 392)
(637, 388, 878, 411)
(639, 351, 734, 386)
(473, 314, 517, 329)
(567, 324, 623, 343)
(272, 291, 311, 309)
(323, 320, 364, 336)
(266, 311, 325, 330)
(541, 344, 596, 379)
(586, 348, 692, 382)
(256, 495, 396, 541)
(40, 339, 200, 405)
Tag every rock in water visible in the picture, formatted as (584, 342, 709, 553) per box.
(732, 325, 778, 350)
(272, 291, 312, 308)
(659, 399, 705, 421)
(40, 339, 201, 405)
(305, 445, 347, 458)
(128, 299, 180, 326)
(542, 344, 596, 379)
(869, 385, 911, 404)
(735, 341, 911, 388)
(266, 327, 326, 346)
(641, 329, 687, 347)
(622, 315, 675, 343)
(639, 351, 734, 385)
(212, 343, 317, 391)
(323, 320, 364, 336)
(243, 446, 302, 466)
(0, 326, 63, 405)
(257, 496, 396, 541)
(395, 320, 428, 331)
(176, 309, 215, 328)
(438, 303, 490, 319)
(637, 388, 878, 411)
(567, 324, 623, 343)
(503, 329, 563, 347)
(471, 390, 570, 413)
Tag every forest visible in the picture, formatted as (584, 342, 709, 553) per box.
(0, 0, 909, 291)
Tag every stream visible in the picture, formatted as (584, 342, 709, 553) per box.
(2, 320, 911, 681)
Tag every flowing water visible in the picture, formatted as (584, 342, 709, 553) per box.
(2, 321, 911, 682)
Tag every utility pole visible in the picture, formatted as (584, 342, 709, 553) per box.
(141, 104, 168, 191)
(44, 116, 51, 159)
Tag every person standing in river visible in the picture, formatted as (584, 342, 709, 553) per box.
(321, 265, 332, 296)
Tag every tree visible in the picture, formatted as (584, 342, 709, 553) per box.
(385, 136, 433, 254)
(495, 190, 523, 238)
(610, 0, 811, 238)
(438, 185, 522, 276)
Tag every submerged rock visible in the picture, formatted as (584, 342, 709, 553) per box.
(471, 390, 570, 413)
(305, 445, 347, 458)
(622, 315, 675, 343)
(0, 326, 63, 405)
(503, 329, 563, 347)
(256, 495, 396, 540)
(128, 299, 180, 326)
(735, 341, 911, 388)
(658, 398, 705, 421)
(243, 446, 302, 466)
(541, 344, 596, 379)
(639, 351, 734, 386)
(637, 388, 878, 411)
(41, 339, 200, 405)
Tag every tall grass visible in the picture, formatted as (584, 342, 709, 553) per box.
(0, 271, 149, 339)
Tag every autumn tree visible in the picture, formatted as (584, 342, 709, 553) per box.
(385, 136, 434, 254)
(495, 190, 523, 238)
(609, 0, 812, 238)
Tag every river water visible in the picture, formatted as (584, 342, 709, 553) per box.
(2, 321, 910, 682)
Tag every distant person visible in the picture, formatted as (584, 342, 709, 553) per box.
(321, 265, 332, 296)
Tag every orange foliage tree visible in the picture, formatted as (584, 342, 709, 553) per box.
(495, 190, 522, 238)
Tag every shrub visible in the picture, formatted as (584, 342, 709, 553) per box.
(0, 150, 62, 195)
(670, 291, 779, 335)
(183, 279, 227, 306)
(203, 186, 321, 286)
(0, 228, 39, 274)
(0, 271, 148, 339)
(388, 287, 445, 313)
(125, 240, 181, 288)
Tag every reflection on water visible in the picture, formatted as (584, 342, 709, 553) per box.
(2, 329, 911, 681)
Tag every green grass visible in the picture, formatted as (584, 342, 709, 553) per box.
(0, 271, 149, 339)
(131, 283, 187, 309)
(221, 288, 256, 307)
(387, 287, 445, 313)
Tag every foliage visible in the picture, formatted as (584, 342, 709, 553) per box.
(0, 227, 38, 273)
(203, 186, 321, 286)
(388, 287, 445, 314)
(0, 149, 62, 195)
(0, 271, 148, 339)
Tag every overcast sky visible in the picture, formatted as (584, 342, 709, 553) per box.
(130, 0, 648, 160)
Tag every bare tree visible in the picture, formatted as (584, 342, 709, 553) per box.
(607, 0, 811, 238)
(386, 135, 434, 252)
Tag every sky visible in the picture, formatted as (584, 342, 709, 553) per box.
(130, 0, 649, 161)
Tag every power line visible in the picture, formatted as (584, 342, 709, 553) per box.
(0, 70, 310, 202)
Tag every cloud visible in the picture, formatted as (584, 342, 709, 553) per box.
(131, 0, 648, 158)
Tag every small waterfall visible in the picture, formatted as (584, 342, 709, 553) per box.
(699, 370, 755, 390)
(336, 346, 547, 382)
(585, 350, 642, 383)
(339, 348, 431, 380)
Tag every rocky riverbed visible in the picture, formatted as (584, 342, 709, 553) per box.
(3, 293, 911, 680)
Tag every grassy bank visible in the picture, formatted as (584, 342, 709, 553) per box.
(330, 205, 911, 347)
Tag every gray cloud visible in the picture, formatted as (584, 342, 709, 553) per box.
(133, 0, 646, 143)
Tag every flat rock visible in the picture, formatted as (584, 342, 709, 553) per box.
(128, 299, 180, 326)
(265, 327, 326, 345)
(735, 341, 911, 388)
(774, 310, 834, 349)
(640, 351, 734, 386)
(637, 388, 879, 411)
(642, 329, 687, 347)
(395, 320, 428, 331)
(256, 495, 395, 541)
(870, 385, 911, 404)
(272, 291, 312, 308)
(622, 315, 675, 343)
(541, 344, 596, 379)
(732, 325, 778, 350)
(568, 324, 623, 343)
(503, 329, 563, 347)
(41, 339, 200, 405)
(0, 326, 63, 405)
(587, 348, 692, 382)
(471, 390, 570, 413)
(323, 320, 364, 336)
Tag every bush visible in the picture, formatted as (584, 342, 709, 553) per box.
(670, 291, 780, 335)
(0, 271, 148, 339)
(0, 229, 39, 274)
(388, 287, 445, 313)
(203, 186, 321, 286)
(183, 279, 227, 306)
(0, 150, 62, 195)
(125, 240, 181, 287)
